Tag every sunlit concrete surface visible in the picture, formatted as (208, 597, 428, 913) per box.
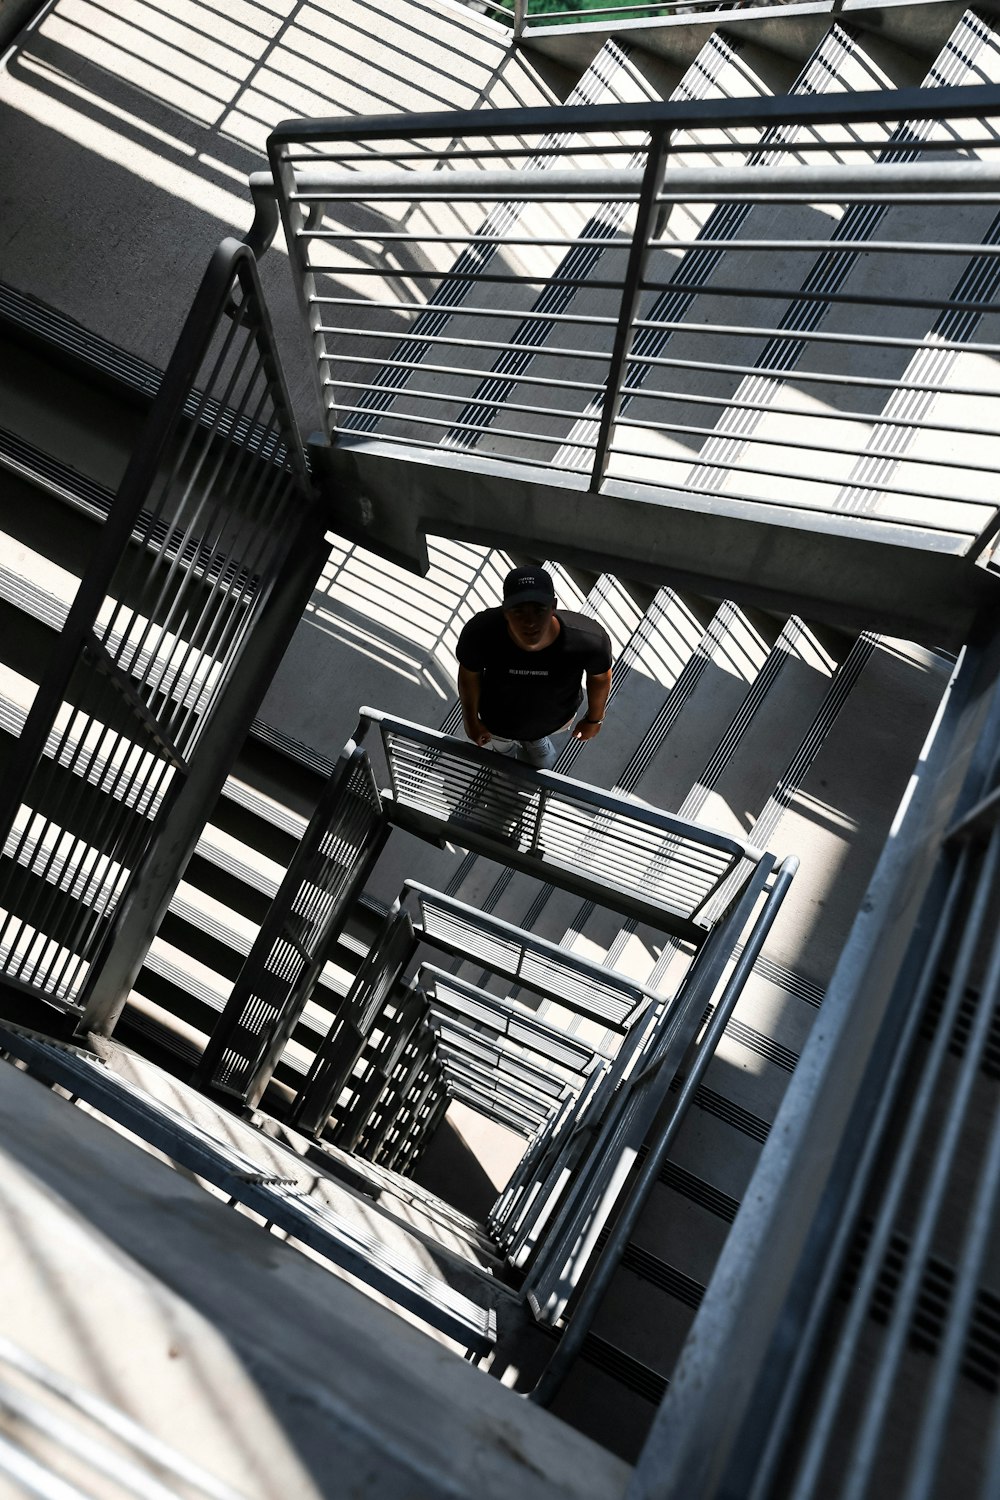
(0, 1056, 631, 1499)
(0, 0, 563, 418)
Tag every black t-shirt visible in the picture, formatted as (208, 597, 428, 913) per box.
(456, 609, 612, 739)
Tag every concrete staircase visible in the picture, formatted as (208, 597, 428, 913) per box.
(0, 0, 996, 1495)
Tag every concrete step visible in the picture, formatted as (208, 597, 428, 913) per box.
(533, 636, 951, 1453)
(655, 12, 1000, 524)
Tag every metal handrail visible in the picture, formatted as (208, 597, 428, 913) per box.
(259, 84, 1000, 563)
(420, 964, 597, 1073)
(520, 848, 776, 1323)
(0, 238, 320, 1020)
(291, 903, 417, 1136)
(499, 1006, 660, 1265)
(530, 853, 798, 1404)
(406, 882, 651, 1033)
(360, 707, 760, 940)
(194, 741, 386, 1109)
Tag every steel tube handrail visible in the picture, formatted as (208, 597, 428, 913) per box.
(313, 321, 1000, 376)
(327, 373, 1000, 484)
(287, 158, 1000, 201)
(529, 854, 798, 1405)
(264, 82, 1000, 588)
(266, 85, 1000, 148)
(521, 852, 776, 1318)
(287, 166, 644, 198)
(408, 886, 646, 1031)
(330, 351, 1000, 431)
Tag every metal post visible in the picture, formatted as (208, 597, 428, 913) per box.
(589, 127, 670, 492)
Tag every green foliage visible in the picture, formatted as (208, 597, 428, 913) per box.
(490, 0, 679, 23)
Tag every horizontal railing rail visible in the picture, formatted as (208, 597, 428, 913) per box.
(406, 882, 650, 1035)
(258, 85, 1000, 572)
(421, 965, 598, 1075)
(360, 709, 759, 940)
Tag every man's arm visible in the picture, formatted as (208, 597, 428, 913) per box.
(458, 664, 492, 746)
(573, 668, 612, 741)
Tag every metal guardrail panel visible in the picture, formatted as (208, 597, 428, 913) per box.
(421, 965, 597, 1074)
(0, 239, 316, 1016)
(196, 743, 385, 1108)
(263, 87, 1000, 570)
(410, 884, 646, 1033)
(362, 709, 756, 940)
(291, 905, 417, 1136)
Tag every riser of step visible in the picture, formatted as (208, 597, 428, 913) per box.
(357, 32, 789, 454)
(0, 336, 141, 497)
(609, 15, 1000, 513)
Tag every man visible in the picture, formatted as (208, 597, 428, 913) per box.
(456, 565, 612, 770)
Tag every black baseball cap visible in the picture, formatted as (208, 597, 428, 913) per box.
(502, 565, 556, 608)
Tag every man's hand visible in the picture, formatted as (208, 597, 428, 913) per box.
(573, 716, 602, 742)
(464, 716, 492, 748)
(458, 666, 491, 747)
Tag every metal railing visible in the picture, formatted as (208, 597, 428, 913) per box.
(291, 903, 417, 1135)
(361, 709, 759, 939)
(0, 238, 319, 1017)
(512, 849, 777, 1320)
(194, 743, 386, 1109)
(334, 987, 426, 1153)
(627, 627, 1000, 1498)
(407, 883, 649, 1035)
(423, 966, 593, 1136)
(530, 851, 796, 1401)
(259, 86, 1000, 561)
(494, 1007, 655, 1267)
(422, 965, 598, 1076)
